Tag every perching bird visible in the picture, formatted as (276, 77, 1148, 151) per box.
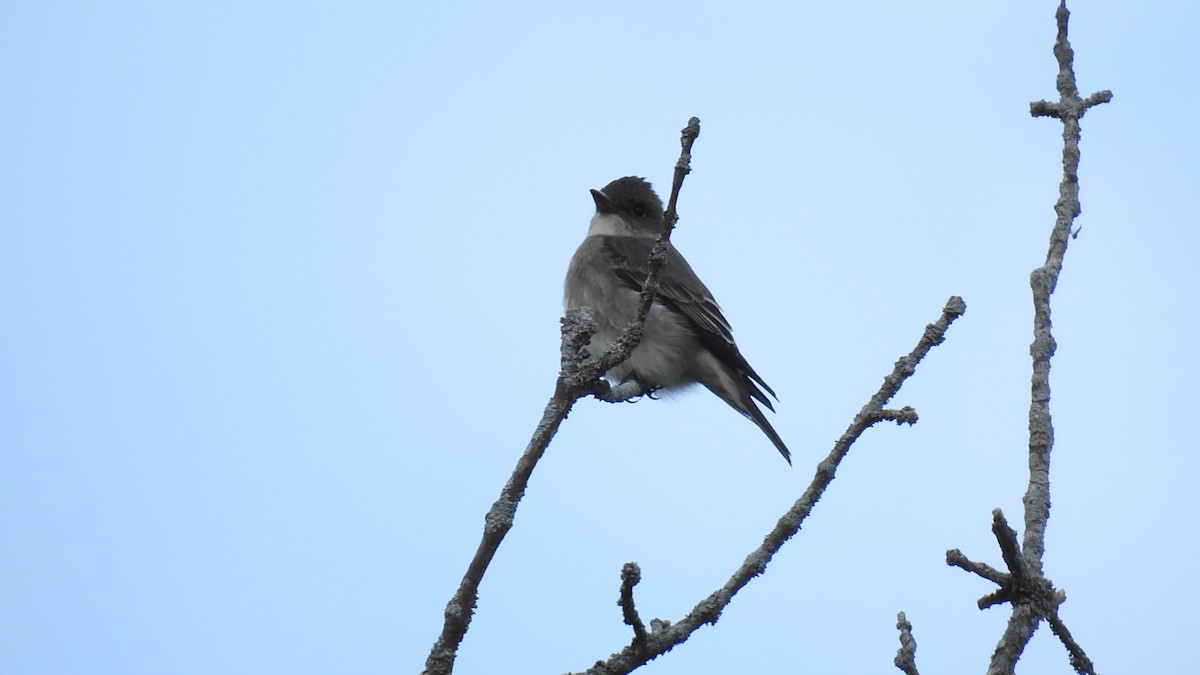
(563, 176, 791, 463)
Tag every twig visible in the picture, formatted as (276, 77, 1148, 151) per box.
(1046, 608, 1097, 675)
(618, 563, 648, 645)
(421, 119, 702, 675)
(945, 549, 1006, 587)
(571, 297, 966, 675)
(594, 117, 701, 380)
(893, 612, 920, 675)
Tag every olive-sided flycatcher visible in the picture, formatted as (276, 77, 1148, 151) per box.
(564, 176, 790, 463)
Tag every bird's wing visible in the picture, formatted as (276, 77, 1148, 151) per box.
(599, 236, 778, 404)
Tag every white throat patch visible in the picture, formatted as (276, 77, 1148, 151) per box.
(586, 212, 630, 237)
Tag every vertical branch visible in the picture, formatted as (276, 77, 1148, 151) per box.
(893, 612, 920, 675)
(955, 3, 1113, 673)
(1023, 0, 1112, 576)
(949, 5, 1110, 675)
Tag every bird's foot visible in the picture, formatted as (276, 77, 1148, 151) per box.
(594, 379, 653, 403)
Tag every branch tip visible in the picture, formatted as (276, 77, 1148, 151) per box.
(893, 612, 920, 675)
(619, 562, 648, 644)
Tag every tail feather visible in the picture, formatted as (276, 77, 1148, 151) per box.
(693, 350, 790, 464)
(704, 382, 792, 465)
(747, 380, 776, 412)
(741, 399, 792, 465)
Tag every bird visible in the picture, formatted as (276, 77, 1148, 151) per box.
(563, 176, 791, 463)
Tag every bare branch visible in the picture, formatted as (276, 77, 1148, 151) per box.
(594, 117, 701, 379)
(422, 119, 702, 675)
(993, 3, 1111, 671)
(1022, 0, 1111, 578)
(422, 329, 579, 675)
(991, 510, 1027, 585)
(937, 5, 1108, 672)
(618, 563, 648, 645)
(949, 509, 1098, 673)
(571, 296, 966, 675)
(893, 612, 920, 675)
(878, 406, 919, 425)
(1046, 607, 1098, 675)
(988, 601, 1043, 675)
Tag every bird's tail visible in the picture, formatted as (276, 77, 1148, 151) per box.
(705, 380, 791, 464)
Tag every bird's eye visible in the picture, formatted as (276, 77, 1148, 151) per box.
(631, 206, 646, 218)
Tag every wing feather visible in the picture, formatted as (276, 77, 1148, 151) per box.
(597, 236, 778, 402)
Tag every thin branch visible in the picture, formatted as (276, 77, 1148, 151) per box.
(572, 296, 967, 675)
(421, 332, 581, 675)
(1021, 0, 1111, 576)
(421, 119, 702, 675)
(594, 117, 701, 381)
(939, 4, 1107, 673)
(893, 612, 920, 675)
(618, 563, 648, 645)
(1046, 607, 1097, 675)
(878, 407, 919, 425)
(988, 600, 1043, 675)
(991, 510, 1027, 585)
(945, 549, 1007, 587)
(995, 1, 1110, 671)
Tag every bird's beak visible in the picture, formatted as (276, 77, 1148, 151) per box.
(590, 188, 616, 214)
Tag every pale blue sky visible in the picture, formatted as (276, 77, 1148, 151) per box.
(2, 2, 1197, 673)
